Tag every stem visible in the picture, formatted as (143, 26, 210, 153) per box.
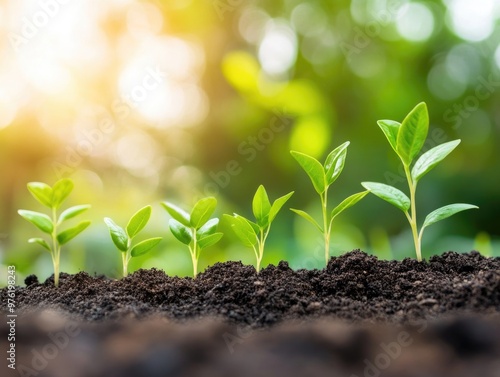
(253, 245, 260, 273)
(255, 227, 269, 273)
(404, 165, 422, 261)
(321, 189, 330, 266)
(51, 207, 60, 287)
(191, 229, 198, 278)
(122, 252, 129, 277)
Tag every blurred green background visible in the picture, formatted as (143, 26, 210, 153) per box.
(0, 0, 499, 283)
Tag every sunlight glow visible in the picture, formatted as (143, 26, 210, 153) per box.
(396, 3, 434, 42)
(258, 20, 297, 77)
(446, 0, 496, 42)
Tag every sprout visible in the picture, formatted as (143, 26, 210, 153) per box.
(362, 102, 478, 261)
(162, 197, 223, 277)
(18, 179, 91, 286)
(104, 205, 162, 277)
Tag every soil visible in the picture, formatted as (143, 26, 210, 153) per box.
(1, 250, 499, 376)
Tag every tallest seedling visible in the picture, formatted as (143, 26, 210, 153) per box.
(362, 102, 478, 261)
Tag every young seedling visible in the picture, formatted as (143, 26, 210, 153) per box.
(104, 206, 162, 277)
(361, 102, 478, 261)
(224, 185, 293, 272)
(18, 179, 91, 287)
(162, 197, 223, 277)
(290, 142, 369, 265)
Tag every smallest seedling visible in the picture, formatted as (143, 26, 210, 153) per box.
(104, 205, 162, 277)
(224, 185, 293, 272)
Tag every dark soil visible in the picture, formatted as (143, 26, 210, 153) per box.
(4, 250, 499, 325)
(1, 250, 499, 376)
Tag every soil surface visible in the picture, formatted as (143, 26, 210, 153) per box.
(3, 250, 499, 326)
(1, 250, 499, 377)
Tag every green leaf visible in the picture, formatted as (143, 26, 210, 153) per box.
(241, 217, 260, 234)
(161, 202, 190, 227)
(252, 185, 271, 227)
(131, 237, 162, 257)
(18, 210, 54, 234)
(197, 233, 223, 249)
(190, 197, 217, 229)
(290, 209, 323, 232)
(396, 102, 429, 166)
(324, 141, 349, 185)
(290, 151, 326, 194)
(422, 204, 478, 231)
(57, 221, 90, 245)
(27, 182, 53, 208)
(225, 214, 257, 247)
(411, 140, 461, 182)
(377, 120, 400, 153)
(58, 204, 91, 224)
(28, 238, 51, 251)
(51, 179, 74, 209)
(269, 191, 294, 223)
(104, 217, 128, 251)
(198, 218, 219, 237)
(361, 182, 410, 212)
(331, 190, 370, 220)
(169, 219, 192, 245)
(126, 205, 151, 239)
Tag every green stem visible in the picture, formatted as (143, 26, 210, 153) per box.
(191, 229, 198, 278)
(404, 165, 422, 261)
(122, 252, 129, 277)
(255, 227, 269, 273)
(321, 189, 330, 266)
(253, 245, 260, 273)
(51, 207, 60, 287)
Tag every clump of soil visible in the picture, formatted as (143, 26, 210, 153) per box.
(3, 250, 499, 326)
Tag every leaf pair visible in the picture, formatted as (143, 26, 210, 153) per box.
(104, 206, 162, 277)
(363, 102, 478, 260)
(27, 179, 74, 210)
(291, 142, 368, 265)
(291, 141, 350, 195)
(225, 185, 293, 272)
(18, 179, 91, 286)
(163, 197, 223, 277)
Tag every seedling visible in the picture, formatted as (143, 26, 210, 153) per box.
(18, 179, 91, 286)
(224, 185, 293, 272)
(104, 206, 162, 277)
(362, 102, 478, 261)
(162, 197, 223, 277)
(290, 142, 369, 265)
